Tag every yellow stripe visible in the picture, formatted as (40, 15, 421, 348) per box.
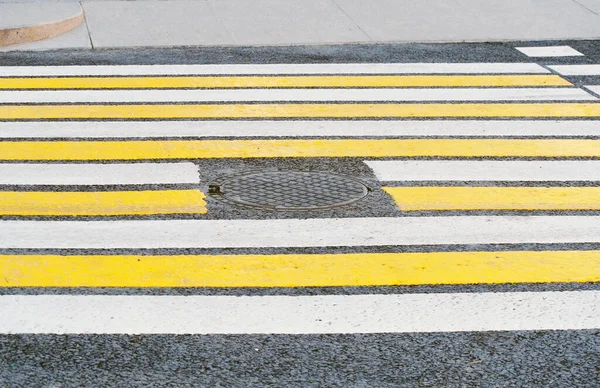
(0, 75, 572, 89)
(1, 103, 600, 119)
(0, 190, 206, 216)
(2, 251, 599, 287)
(384, 187, 600, 211)
(1, 139, 599, 160)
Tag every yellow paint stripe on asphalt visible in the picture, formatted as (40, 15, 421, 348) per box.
(1, 251, 599, 287)
(1, 139, 600, 160)
(0, 75, 573, 89)
(384, 187, 600, 211)
(0, 190, 206, 216)
(1, 103, 600, 119)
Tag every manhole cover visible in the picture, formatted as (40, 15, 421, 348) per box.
(209, 171, 370, 211)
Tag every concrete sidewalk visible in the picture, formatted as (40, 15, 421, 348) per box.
(1, 0, 600, 51)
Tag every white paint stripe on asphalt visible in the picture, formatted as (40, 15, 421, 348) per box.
(515, 46, 584, 57)
(365, 160, 600, 181)
(1, 216, 599, 248)
(584, 85, 600, 95)
(0, 292, 597, 334)
(0, 162, 199, 185)
(0, 63, 550, 76)
(1, 120, 599, 139)
(0, 88, 593, 103)
(548, 65, 600, 75)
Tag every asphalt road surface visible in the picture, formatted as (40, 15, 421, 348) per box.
(0, 40, 600, 387)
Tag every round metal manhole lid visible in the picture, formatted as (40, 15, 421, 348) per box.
(210, 171, 370, 211)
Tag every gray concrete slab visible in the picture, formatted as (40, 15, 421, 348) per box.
(574, 0, 600, 13)
(456, 0, 600, 40)
(81, 0, 232, 48)
(3, 0, 600, 49)
(334, 0, 600, 42)
(209, 0, 369, 45)
(332, 0, 481, 42)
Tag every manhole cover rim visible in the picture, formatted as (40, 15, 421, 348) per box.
(209, 170, 371, 211)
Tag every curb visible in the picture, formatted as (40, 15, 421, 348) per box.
(0, 7, 84, 48)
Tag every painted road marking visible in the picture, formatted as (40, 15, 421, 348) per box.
(516, 46, 584, 57)
(384, 187, 600, 211)
(585, 85, 600, 95)
(0, 63, 551, 77)
(1, 292, 598, 334)
(1, 120, 599, 139)
(0, 88, 593, 103)
(1, 216, 599, 248)
(0, 162, 199, 185)
(366, 161, 600, 181)
(0, 75, 572, 89)
(2, 103, 600, 119)
(2, 139, 600, 160)
(0, 190, 206, 216)
(2, 251, 599, 288)
(549, 64, 600, 75)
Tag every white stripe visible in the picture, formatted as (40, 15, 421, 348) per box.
(584, 85, 600, 95)
(0, 292, 597, 334)
(366, 161, 600, 181)
(0, 163, 199, 185)
(1, 216, 599, 248)
(1, 120, 599, 139)
(0, 63, 549, 76)
(515, 46, 584, 57)
(0, 88, 593, 103)
(548, 65, 600, 76)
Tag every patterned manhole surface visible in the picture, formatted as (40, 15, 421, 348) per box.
(209, 171, 370, 211)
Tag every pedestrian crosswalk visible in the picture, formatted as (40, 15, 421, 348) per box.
(2, 292, 598, 334)
(0, 63, 553, 76)
(516, 46, 585, 57)
(0, 190, 206, 216)
(2, 119, 600, 138)
(0, 74, 573, 88)
(1, 251, 599, 287)
(0, 162, 200, 185)
(549, 64, 600, 75)
(5, 87, 595, 102)
(1, 59, 600, 335)
(4, 216, 600, 248)
(366, 160, 600, 181)
(3, 103, 600, 119)
(383, 187, 600, 211)
(3, 139, 600, 159)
